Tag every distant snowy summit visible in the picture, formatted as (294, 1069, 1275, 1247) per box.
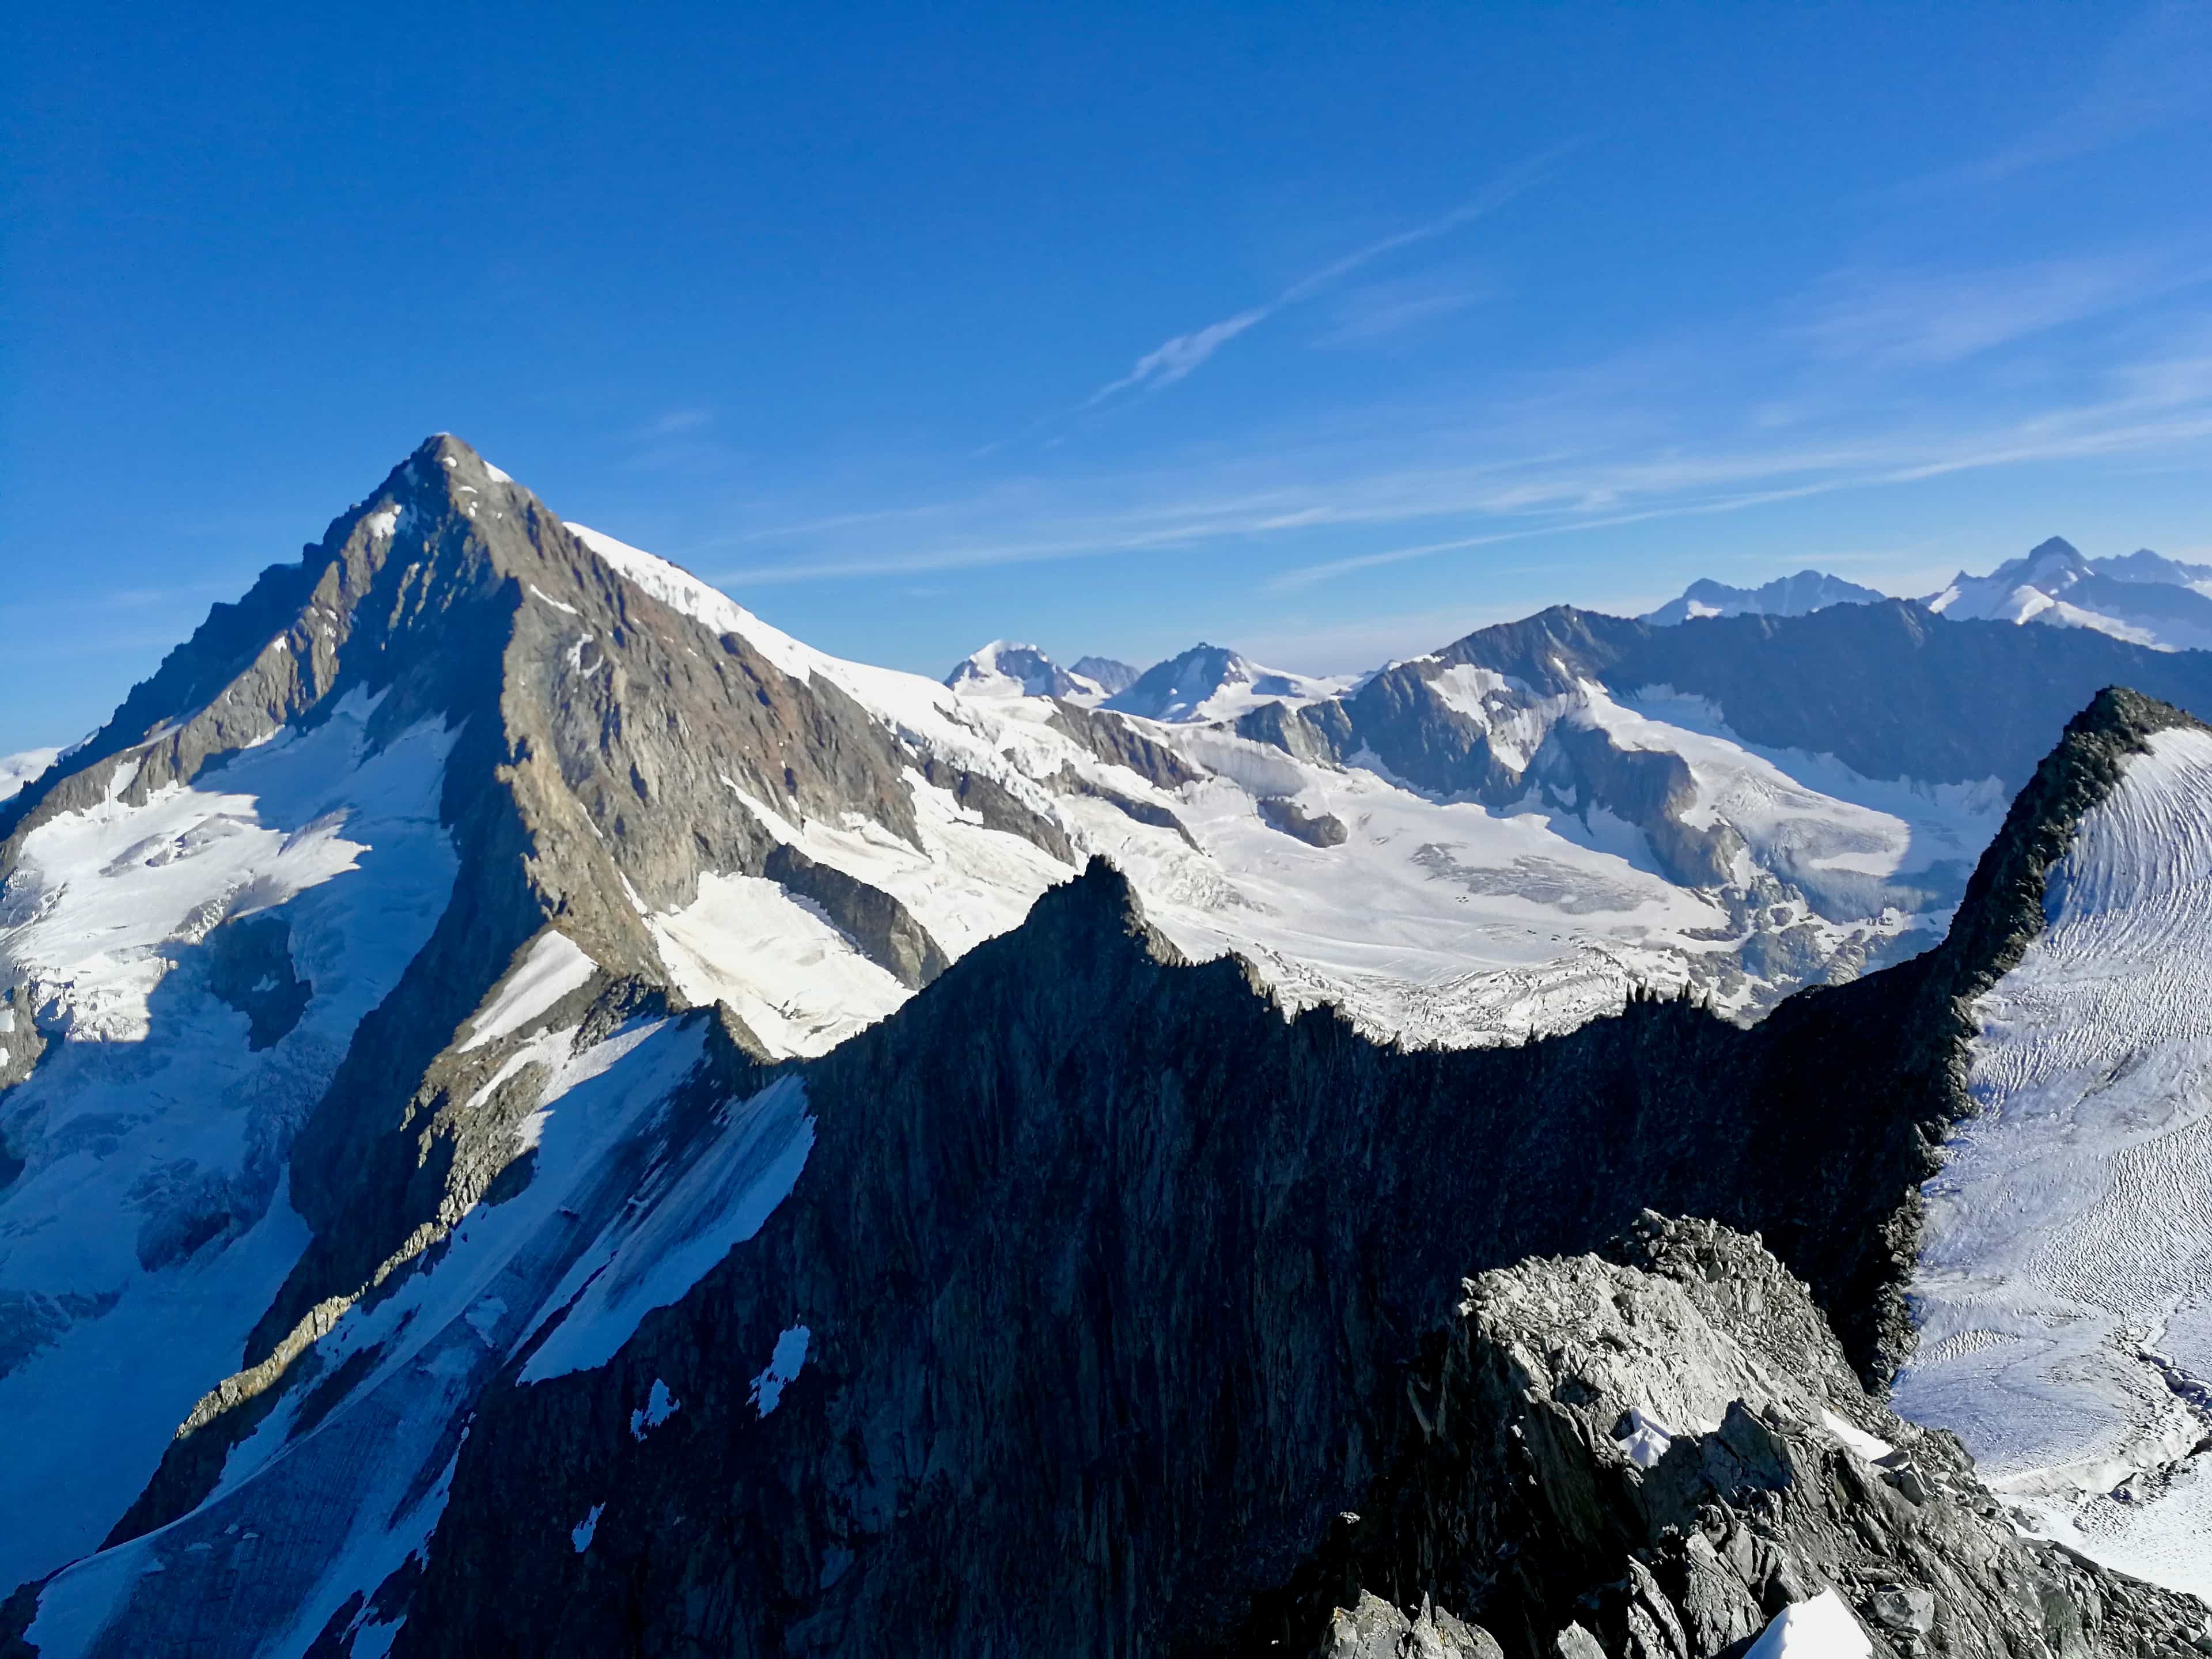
(1648, 537, 2212, 653)
(1925, 536, 2212, 652)
(1641, 570, 1885, 626)
(1103, 643, 1354, 724)
(1097, 645, 1346, 723)
(946, 639, 1349, 724)
(943, 641, 1134, 704)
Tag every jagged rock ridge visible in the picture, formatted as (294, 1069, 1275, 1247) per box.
(1259, 1214, 2206, 1659)
(6, 687, 2145, 1656)
(4, 431, 2210, 1652)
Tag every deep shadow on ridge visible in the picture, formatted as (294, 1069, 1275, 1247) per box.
(357, 691, 2212, 1655)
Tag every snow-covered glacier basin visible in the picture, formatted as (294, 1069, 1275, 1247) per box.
(1900, 725, 2212, 1594)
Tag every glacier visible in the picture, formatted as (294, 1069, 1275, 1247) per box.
(1900, 725, 2212, 1594)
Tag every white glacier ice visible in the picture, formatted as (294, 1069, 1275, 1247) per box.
(0, 693, 460, 1593)
(1899, 725, 2212, 1596)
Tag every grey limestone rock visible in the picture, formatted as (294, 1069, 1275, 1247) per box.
(1323, 1590, 1505, 1659)
(1276, 1212, 2208, 1659)
(1258, 794, 1349, 847)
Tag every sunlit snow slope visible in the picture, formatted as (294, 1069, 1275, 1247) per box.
(587, 518, 2014, 1048)
(1926, 538, 2212, 653)
(1900, 724, 2212, 1596)
(574, 527, 1783, 1046)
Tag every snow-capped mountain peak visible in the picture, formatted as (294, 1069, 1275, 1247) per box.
(1641, 569, 1885, 626)
(1923, 535, 2212, 651)
(1926, 535, 2092, 622)
(1101, 642, 1353, 724)
(944, 641, 1112, 703)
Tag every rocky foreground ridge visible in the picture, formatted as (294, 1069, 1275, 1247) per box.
(372, 694, 2208, 1655)
(1294, 1214, 2206, 1659)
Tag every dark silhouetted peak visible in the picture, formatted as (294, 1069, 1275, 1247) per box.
(2096, 547, 2212, 587)
(1069, 654, 1139, 695)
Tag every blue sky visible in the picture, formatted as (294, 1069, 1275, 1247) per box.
(5, 2, 2211, 754)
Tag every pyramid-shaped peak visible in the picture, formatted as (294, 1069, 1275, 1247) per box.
(399, 433, 521, 492)
(2008, 536, 2090, 593)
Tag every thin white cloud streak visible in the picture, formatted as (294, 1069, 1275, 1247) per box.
(1315, 284, 1484, 347)
(1078, 143, 1574, 408)
(709, 372, 2212, 592)
(1267, 406, 2212, 590)
(700, 253, 2212, 596)
(1796, 257, 2159, 366)
(1794, 255, 2212, 368)
(1080, 309, 1271, 406)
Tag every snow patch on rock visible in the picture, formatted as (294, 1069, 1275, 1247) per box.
(521, 1074, 815, 1381)
(749, 1324, 810, 1416)
(460, 931, 597, 1051)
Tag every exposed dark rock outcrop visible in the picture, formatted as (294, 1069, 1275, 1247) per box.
(763, 842, 949, 988)
(1256, 1214, 2205, 1659)
(1257, 795, 1348, 847)
(1293, 604, 2212, 798)
(917, 754, 1077, 862)
(202, 914, 313, 1051)
(1048, 700, 1203, 790)
(1051, 764, 1202, 846)
(1321, 1591, 1504, 1658)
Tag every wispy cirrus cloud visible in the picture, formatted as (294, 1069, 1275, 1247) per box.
(1314, 272, 1487, 347)
(1792, 255, 2184, 367)
(703, 308, 2212, 599)
(1264, 394, 2212, 590)
(1080, 309, 1271, 406)
(644, 408, 715, 437)
(1078, 143, 1574, 408)
(1911, 1, 2212, 192)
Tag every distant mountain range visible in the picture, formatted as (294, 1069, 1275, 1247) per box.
(945, 641, 1348, 722)
(1642, 535, 2212, 652)
(960, 537, 2212, 724)
(1639, 569, 1887, 625)
(6, 441, 2212, 1647)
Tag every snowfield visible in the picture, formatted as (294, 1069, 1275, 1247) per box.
(1899, 725, 2212, 1596)
(571, 522, 2003, 1054)
(0, 694, 460, 1592)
